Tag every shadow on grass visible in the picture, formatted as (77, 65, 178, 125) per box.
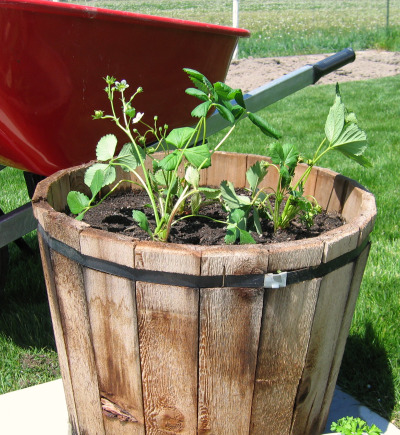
(337, 321, 396, 421)
(0, 233, 56, 351)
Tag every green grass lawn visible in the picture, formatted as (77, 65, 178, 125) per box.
(64, 0, 400, 56)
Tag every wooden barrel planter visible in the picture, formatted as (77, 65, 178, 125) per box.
(32, 151, 376, 435)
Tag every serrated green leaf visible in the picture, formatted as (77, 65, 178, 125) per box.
(183, 68, 213, 96)
(96, 134, 118, 161)
(336, 148, 372, 167)
(184, 144, 211, 168)
(159, 150, 180, 171)
(332, 122, 367, 152)
(165, 127, 195, 149)
(199, 187, 221, 200)
(248, 113, 281, 139)
(228, 89, 246, 109)
(185, 87, 208, 101)
(89, 169, 104, 197)
(132, 210, 151, 235)
(67, 191, 90, 215)
(185, 165, 199, 187)
(191, 101, 212, 118)
(325, 92, 345, 144)
(154, 170, 168, 186)
(246, 161, 268, 192)
(224, 227, 237, 244)
(215, 103, 235, 124)
(214, 82, 235, 100)
(220, 180, 251, 210)
(269, 143, 298, 170)
(85, 163, 116, 188)
(239, 228, 256, 244)
(116, 143, 139, 171)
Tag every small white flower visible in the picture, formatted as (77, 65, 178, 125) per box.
(132, 112, 144, 124)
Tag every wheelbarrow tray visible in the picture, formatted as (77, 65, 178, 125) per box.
(0, 0, 249, 176)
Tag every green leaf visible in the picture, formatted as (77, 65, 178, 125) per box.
(116, 143, 139, 170)
(191, 101, 212, 118)
(185, 87, 208, 101)
(246, 161, 268, 192)
(89, 169, 104, 197)
(154, 170, 168, 186)
(165, 127, 195, 149)
(325, 89, 345, 144)
(132, 210, 151, 235)
(215, 103, 235, 124)
(199, 187, 221, 200)
(183, 68, 213, 95)
(184, 144, 211, 169)
(96, 134, 118, 161)
(67, 191, 90, 215)
(84, 163, 116, 188)
(159, 150, 180, 171)
(213, 81, 234, 99)
(248, 113, 281, 139)
(228, 88, 246, 109)
(220, 180, 251, 210)
(239, 228, 256, 244)
(185, 165, 200, 188)
(332, 123, 371, 167)
(269, 143, 299, 170)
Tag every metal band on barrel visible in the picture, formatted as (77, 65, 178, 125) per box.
(37, 224, 369, 289)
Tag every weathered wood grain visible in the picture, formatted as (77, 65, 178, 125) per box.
(80, 228, 145, 434)
(290, 263, 355, 435)
(205, 151, 247, 187)
(42, 212, 105, 435)
(317, 245, 371, 433)
(198, 246, 267, 434)
(250, 278, 321, 435)
(135, 243, 201, 434)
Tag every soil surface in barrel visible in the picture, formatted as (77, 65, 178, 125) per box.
(80, 190, 344, 245)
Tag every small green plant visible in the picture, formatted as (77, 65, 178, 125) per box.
(219, 84, 370, 243)
(67, 72, 370, 244)
(330, 416, 382, 435)
(67, 69, 279, 242)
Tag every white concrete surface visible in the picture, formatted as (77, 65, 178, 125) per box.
(0, 379, 398, 434)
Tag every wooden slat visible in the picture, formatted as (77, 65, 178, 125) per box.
(313, 168, 338, 211)
(205, 151, 247, 187)
(290, 262, 355, 435)
(317, 245, 371, 433)
(198, 287, 264, 434)
(327, 174, 347, 214)
(267, 238, 323, 272)
(37, 231, 80, 434)
(249, 278, 321, 435)
(42, 212, 105, 435)
(80, 228, 145, 434)
(320, 223, 360, 263)
(135, 243, 201, 434)
(341, 182, 364, 223)
(198, 246, 267, 434)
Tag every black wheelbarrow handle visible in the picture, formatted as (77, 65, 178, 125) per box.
(206, 48, 356, 137)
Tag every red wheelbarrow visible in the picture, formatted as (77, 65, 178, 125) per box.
(0, 0, 355, 287)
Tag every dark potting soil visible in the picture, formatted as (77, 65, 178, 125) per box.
(80, 189, 345, 245)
